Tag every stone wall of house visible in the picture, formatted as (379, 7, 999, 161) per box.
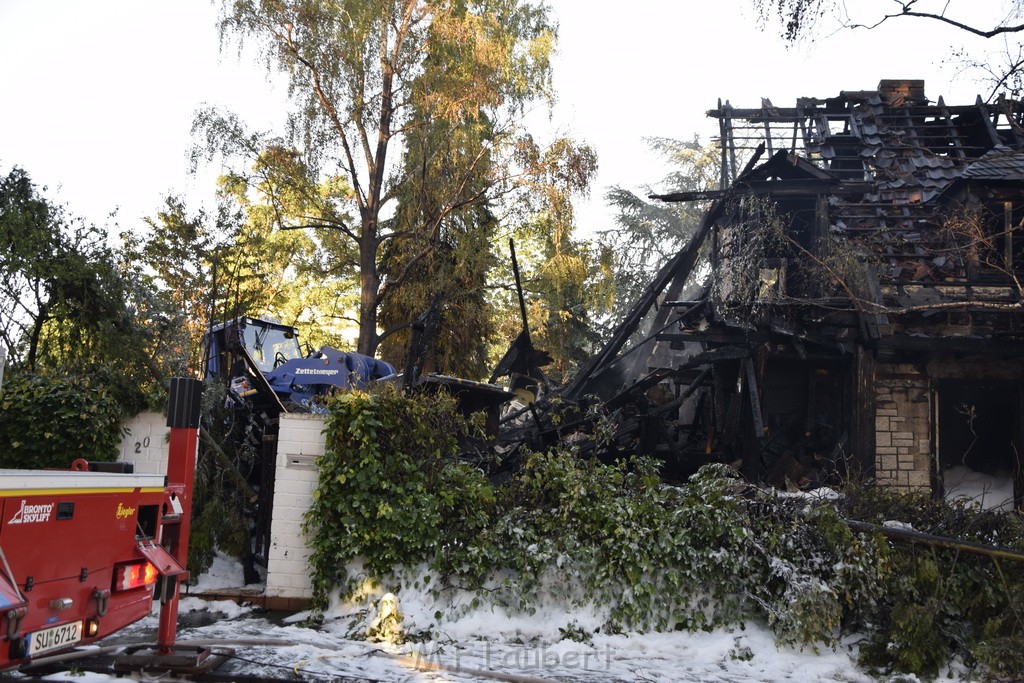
(874, 364, 931, 492)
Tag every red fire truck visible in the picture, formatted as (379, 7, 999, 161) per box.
(0, 378, 202, 671)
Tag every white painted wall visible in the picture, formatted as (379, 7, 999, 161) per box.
(265, 414, 325, 599)
(118, 411, 170, 474)
(119, 410, 324, 599)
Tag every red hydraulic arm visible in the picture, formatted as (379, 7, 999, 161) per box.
(114, 378, 231, 675)
(156, 378, 202, 655)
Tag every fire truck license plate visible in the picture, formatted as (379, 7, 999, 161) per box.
(28, 621, 82, 657)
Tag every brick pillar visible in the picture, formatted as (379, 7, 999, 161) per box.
(874, 366, 931, 493)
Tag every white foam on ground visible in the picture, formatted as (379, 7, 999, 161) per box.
(943, 465, 1015, 510)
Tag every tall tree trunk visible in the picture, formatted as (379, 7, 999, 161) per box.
(27, 304, 47, 372)
(358, 221, 380, 357)
(356, 11, 397, 359)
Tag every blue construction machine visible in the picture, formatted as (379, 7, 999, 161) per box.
(204, 316, 395, 414)
(202, 317, 396, 578)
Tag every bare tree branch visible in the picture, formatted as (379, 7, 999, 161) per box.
(279, 23, 367, 214)
(847, 0, 1024, 38)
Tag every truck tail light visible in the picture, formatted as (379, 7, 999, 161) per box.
(113, 561, 158, 592)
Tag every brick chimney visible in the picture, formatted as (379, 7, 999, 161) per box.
(878, 79, 927, 105)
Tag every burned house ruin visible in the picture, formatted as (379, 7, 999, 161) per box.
(548, 80, 1024, 509)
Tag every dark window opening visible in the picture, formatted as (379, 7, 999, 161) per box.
(137, 505, 159, 539)
(951, 110, 995, 155)
(750, 198, 819, 298)
(759, 360, 849, 487)
(938, 382, 1017, 510)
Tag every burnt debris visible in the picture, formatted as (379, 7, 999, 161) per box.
(501, 81, 1024, 506)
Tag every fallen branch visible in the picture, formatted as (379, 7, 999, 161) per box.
(846, 519, 1024, 563)
(199, 426, 259, 502)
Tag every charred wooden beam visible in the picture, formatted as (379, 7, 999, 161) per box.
(858, 264, 889, 342)
(663, 300, 706, 307)
(686, 345, 751, 366)
(744, 357, 765, 440)
(658, 331, 771, 346)
(874, 335, 1024, 355)
(651, 178, 873, 203)
(559, 209, 716, 400)
(846, 519, 1024, 563)
(603, 367, 678, 411)
(706, 102, 1006, 121)
(658, 367, 714, 415)
(659, 325, 852, 357)
(723, 363, 745, 444)
(605, 365, 714, 413)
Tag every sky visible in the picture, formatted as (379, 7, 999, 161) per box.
(0, 1, 1012, 239)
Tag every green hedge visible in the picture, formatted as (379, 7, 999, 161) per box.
(304, 389, 1024, 679)
(304, 388, 490, 605)
(0, 373, 125, 469)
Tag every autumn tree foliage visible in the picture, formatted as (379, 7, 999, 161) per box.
(200, 0, 595, 376)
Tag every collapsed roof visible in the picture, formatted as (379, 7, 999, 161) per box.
(508, 81, 1024, 486)
(647, 80, 1024, 351)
